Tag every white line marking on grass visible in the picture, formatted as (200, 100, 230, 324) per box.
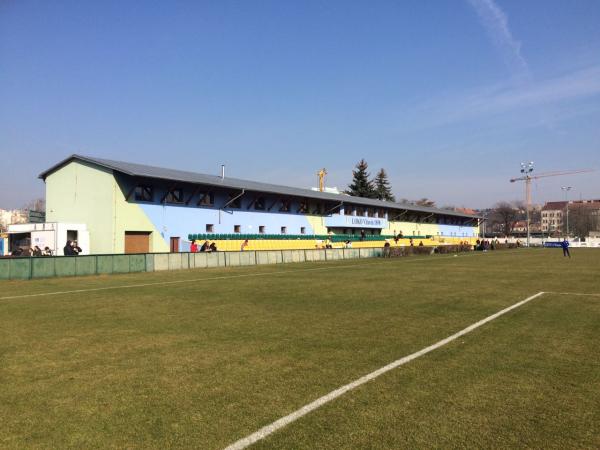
(0, 252, 482, 301)
(223, 291, 547, 450)
(544, 291, 600, 297)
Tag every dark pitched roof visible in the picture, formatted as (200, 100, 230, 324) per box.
(542, 201, 568, 211)
(39, 154, 480, 219)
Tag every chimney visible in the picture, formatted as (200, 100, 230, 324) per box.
(221, 164, 225, 179)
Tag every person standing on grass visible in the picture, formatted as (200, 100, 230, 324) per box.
(561, 238, 571, 258)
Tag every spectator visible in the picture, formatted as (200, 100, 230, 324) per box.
(43, 246, 53, 256)
(383, 240, 391, 257)
(72, 240, 82, 255)
(418, 241, 424, 247)
(64, 240, 74, 256)
(409, 238, 414, 247)
(190, 240, 198, 253)
(33, 246, 42, 256)
(561, 238, 571, 258)
(200, 240, 209, 252)
(209, 242, 217, 252)
(360, 229, 366, 241)
(241, 239, 249, 251)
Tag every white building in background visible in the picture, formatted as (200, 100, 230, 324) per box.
(0, 209, 29, 231)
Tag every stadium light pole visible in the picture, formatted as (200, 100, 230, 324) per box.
(519, 162, 534, 247)
(561, 186, 572, 236)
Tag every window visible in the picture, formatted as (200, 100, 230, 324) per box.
(298, 201, 308, 214)
(234, 225, 241, 233)
(134, 185, 153, 202)
(280, 200, 291, 212)
(281, 226, 287, 234)
(199, 192, 214, 206)
(259, 226, 265, 234)
(367, 208, 375, 217)
(356, 207, 365, 217)
(166, 188, 184, 204)
(254, 197, 265, 210)
(206, 224, 214, 233)
(300, 227, 306, 234)
(228, 192, 242, 209)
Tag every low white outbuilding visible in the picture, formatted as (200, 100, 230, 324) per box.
(7, 222, 90, 256)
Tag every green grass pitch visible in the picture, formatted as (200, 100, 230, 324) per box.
(1, 249, 599, 449)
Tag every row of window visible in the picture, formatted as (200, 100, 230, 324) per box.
(133, 185, 471, 225)
(205, 224, 306, 234)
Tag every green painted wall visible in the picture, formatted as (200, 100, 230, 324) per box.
(46, 161, 116, 254)
(46, 161, 166, 254)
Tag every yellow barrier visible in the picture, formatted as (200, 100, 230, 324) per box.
(193, 237, 478, 252)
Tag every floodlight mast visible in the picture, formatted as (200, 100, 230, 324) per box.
(509, 167, 594, 246)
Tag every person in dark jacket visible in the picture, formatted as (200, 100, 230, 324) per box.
(209, 242, 217, 252)
(561, 238, 571, 258)
(64, 240, 74, 256)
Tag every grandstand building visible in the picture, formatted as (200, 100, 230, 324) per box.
(40, 155, 480, 254)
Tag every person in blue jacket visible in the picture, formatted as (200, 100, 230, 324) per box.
(561, 238, 571, 258)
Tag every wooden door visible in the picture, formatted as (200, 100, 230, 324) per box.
(170, 236, 180, 253)
(124, 231, 150, 254)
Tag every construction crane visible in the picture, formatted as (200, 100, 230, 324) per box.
(509, 163, 594, 246)
(317, 168, 327, 192)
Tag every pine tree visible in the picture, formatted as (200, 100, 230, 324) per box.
(374, 168, 395, 201)
(346, 159, 377, 198)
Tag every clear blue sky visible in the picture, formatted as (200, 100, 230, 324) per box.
(1, 0, 599, 209)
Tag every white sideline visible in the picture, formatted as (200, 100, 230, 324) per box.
(223, 291, 547, 450)
(544, 291, 600, 297)
(0, 252, 480, 301)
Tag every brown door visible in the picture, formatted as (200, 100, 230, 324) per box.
(124, 231, 150, 254)
(170, 236, 180, 253)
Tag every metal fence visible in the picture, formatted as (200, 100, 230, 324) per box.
(0, 248, 384, 280)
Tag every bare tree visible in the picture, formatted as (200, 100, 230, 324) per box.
(24, 198, 46, 212)
(490, 201, 519, 236)
(569, 205, 600, 237)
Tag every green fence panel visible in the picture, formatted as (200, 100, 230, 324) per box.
(154, 254, 169, 271)
(112, 255, 130, 273)
(31, 258, 55, 278)
(145, 254, 154, 272)
(226, 252, 241, 266)
(359, 248, 374, 258)
(129, 254, 146, 273)
(75, 256, 97, 276)
(0, 259, 10, 280)
(168, 254, 182, 271)
(344, 249, 360, 260)
(9, 258, 31, 280)
(291, 250, 305, 263)
(180, 253, 190, 270)
(206, 253, 220, 268)
(193, 253, 208, 268)
(96, 255, 113, 274)
(54, 257, 76, 278)
(255, 252, 270, 265)
(281, 250, 295, 264)
(239, 252, 255, 266)
(325, 249, 342, 261)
